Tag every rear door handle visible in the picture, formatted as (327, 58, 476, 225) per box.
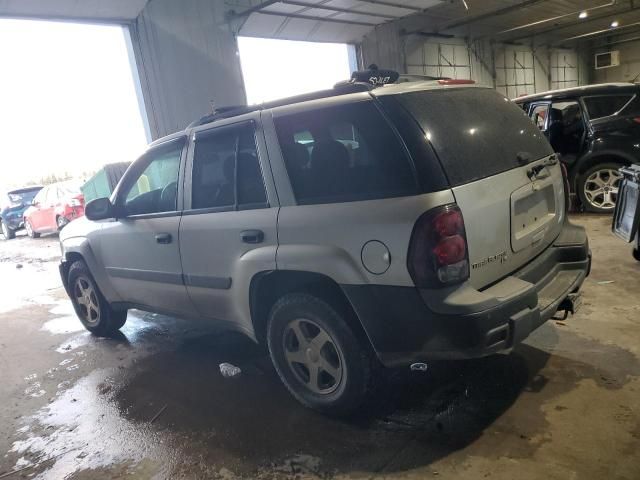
(241, 229, 264, 244)
(155, 233, 172, 244)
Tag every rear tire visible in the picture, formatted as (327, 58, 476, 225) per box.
(633, 248, 640, 262)
(67, 260, 127, 336)
(1, 222, 15, 240)
(25, 220, 40, 238)
(577, 162, 624, 213)
(267, 292, 373, 415)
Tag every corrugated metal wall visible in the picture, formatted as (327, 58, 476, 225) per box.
(129, 0, 246, 140)
(361, 25, 587, 98)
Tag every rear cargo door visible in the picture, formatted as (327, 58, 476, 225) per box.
(384, 87, 565, 289)
(452, 158, 565, 288)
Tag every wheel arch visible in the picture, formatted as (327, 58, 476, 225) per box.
(61, 240, 123, 303)
(249, 270, 373, 350)
(572, 151, 633, 188)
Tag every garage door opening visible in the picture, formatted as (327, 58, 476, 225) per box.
(0, 19, 148, 191)
(237, 36, 355, 105)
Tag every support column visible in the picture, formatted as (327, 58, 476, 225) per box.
(129, 0, 246, 140)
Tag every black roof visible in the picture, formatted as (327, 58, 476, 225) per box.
(515, 83, 640, 103)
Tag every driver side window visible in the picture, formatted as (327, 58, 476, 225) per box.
(122, 144, 183, 216)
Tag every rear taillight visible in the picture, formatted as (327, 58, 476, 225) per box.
(69, 194, 84, 207)
(632, 117, 640, 124)
(407, 204, 470, 288)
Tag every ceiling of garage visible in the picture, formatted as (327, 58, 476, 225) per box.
(0, 0, 638, 46)
(396, 0, 640, 46)
(233, 0, 443, 43)
(0, 0, 149, 22)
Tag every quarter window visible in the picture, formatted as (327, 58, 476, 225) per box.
(121, 143, 183, 216)
(583, 95, 633, 119)
(274, 101, 418, 205)
(191, 124, 266, 210)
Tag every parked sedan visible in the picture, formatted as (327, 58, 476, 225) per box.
(24, 180, 85, 238)
(0, 186, 43, 239)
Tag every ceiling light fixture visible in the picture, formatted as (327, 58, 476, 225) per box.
(560, 20, 640, 42)
(495, 1, 615, 35)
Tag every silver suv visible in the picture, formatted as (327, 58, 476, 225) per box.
(59, 71, 591, 414)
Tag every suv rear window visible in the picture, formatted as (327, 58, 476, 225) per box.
(274, 101, 418, 205)
(383, 88, 553, 186)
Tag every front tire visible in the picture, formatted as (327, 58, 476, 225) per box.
(1, 222, 15, 240)
(25, 219, 40, 238)
(267, 293, 373, 415)
(67, 260, 127, 336)
(577, 162, 624, 213)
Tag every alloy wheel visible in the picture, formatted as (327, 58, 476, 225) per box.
(73, 276, 101, 326)
(1, 222, 8, 239)
(282, 318, 343, 394)
(25, 221, 33, 237)
(583, 168, 622, 211)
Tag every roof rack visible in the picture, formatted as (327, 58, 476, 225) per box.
(188, 65, 476, 129)
(187, 81, 373, 128)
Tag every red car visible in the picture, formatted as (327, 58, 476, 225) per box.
(24, 180, 85, 238)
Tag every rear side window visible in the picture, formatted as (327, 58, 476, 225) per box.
(274, 101, 418, 205)
(385, 88, 553, 186)
(583, 95, 634, 119)
(191, 124, 267, 210)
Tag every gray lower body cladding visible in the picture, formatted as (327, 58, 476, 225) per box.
(341, 221, 590, 368)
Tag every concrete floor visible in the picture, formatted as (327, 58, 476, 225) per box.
(0, 215, 639, 479)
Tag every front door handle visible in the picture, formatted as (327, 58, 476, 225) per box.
(155, 233, 172, 244)
(241, 229, 264, 244)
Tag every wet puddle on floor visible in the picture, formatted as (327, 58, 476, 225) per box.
(0, 261, 61, 313)
(41, 316, 86, 335)
(4, 328, 542, 479)
(8, 306, 638, 479)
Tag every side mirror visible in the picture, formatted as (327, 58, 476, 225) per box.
(85, 197, 114, 221)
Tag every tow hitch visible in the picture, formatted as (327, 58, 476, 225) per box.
(553, 292, 582, 320)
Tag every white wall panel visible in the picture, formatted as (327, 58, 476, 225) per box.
(129, 0, 246, 139)
(551, 49, 579, 90)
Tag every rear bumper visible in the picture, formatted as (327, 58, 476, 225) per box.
(342, 221, 590, 367)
